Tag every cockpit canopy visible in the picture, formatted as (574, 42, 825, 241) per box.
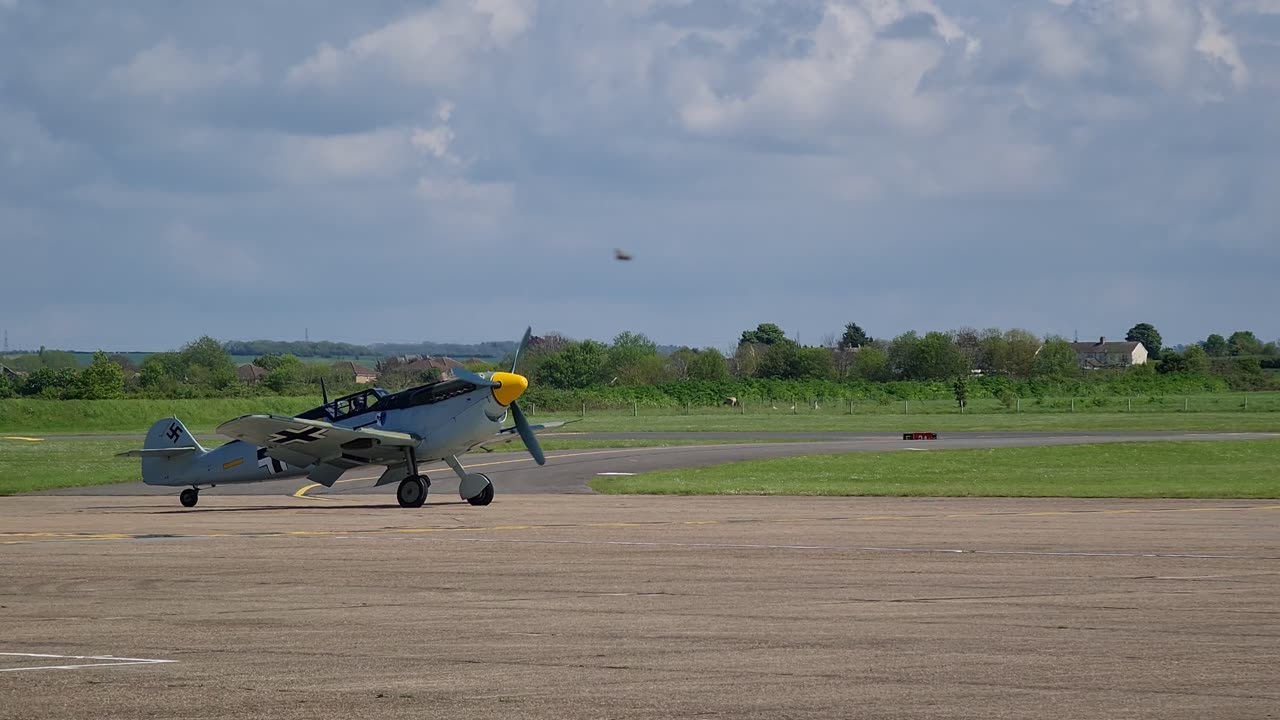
(297, 387, 389, 423)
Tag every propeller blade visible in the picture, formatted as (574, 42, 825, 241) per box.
(511, 326, 532, 374)
(453, 366, 500, 387)
(511, 401, 545, 466)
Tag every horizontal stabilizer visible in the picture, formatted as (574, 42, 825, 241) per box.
(116, 447, 200, 459)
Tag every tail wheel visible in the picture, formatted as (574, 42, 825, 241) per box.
(179, 488, 199, 508)
(397, 476, 428, 508)
(467, 475, 494, 506)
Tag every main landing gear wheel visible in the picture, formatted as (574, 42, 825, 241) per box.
(179, 488, 199, 508)
(467, 474, 494, 506)
(397, 475, 429, 508)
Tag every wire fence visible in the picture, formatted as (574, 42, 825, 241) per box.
(524, 392, 1280, 418)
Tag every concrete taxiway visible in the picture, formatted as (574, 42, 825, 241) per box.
(1, 494, 1277, 719)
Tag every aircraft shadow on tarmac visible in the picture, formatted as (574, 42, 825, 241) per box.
(140, 499, 481, 509)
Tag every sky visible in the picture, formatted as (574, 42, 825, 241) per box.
(2, 0, 1278, 353)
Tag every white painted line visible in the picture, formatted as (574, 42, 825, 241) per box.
(0, 652, 176, 673)
(595, 472, 636, 476)
(903, 448, 929, 451)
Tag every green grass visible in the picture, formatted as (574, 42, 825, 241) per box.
(0, 437, 798, 496)
(2, 393, 1278, 435)
(0, 397, 319, 434)
(0, 440, 142, 495)
(589, 440, 1280, 499)
(529, 410, 1280, 433)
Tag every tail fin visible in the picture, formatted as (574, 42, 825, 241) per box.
(117, 417, 207, 486)
(144, 417, 205, 454)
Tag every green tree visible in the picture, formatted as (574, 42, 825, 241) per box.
(1228, 330, 1263, 356)
(987, 329, 1041, 378)
(1036, 336, 1079, 378)
(1158, 345, 1209, 376)
(537, 340, 609, 389)
(732, 343, 761, 378)
(607, 331, 659, 383)
(0, 374, 13, 399)
(739, 323, 787, 346)
(686, 348, 729, 381)
(1125, 323, 1163, 358)
(891, 331, 967, 380)
(953, 378, 969, 408)
(838, 322, 870, 350)
(19, 368, 80, 398)
(262, 356, 305, 393)
(757, 340, 803, 380)
(253, 354, 301, 371)
(138, 352, 185, 392)
(852, 345, 891, 382)
(79, 351, 125, 399)
(1203, 334, 1228, 357)
(796, 347, 835, 380)
(180, 336, 237, 391)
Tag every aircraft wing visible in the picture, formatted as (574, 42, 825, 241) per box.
(217, 414, 420, 482)
(473, 420, 576, 452)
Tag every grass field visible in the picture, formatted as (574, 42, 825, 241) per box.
(589, 440, 1280, 499)
(0, 440, 142, 495)
(2, 394, 1280, 435)
(0, 437, 802, 496)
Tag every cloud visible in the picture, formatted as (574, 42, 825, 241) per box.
(107, 39, 260, 97)
(0, 0, 1277, 349)
(286, 0, 536, 90)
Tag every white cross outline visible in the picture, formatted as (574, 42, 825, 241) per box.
(0, 652, 177, 672)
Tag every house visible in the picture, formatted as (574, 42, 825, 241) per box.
(1, 364, 28, 384)
(236, 364, 268, 383)
(1070, 337, 1148, 369)
(332, 361, 379, 384)
(402, 356, 464, 379)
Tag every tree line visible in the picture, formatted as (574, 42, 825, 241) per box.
(2, 322, 1276, 401)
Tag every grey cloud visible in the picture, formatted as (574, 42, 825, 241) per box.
(1, 0, 1277, 351)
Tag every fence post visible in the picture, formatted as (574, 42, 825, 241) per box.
(960, 399, 965, 414)
(1016, 398, 1020, 413)
(740, 399, 746, 414)
(632, 401, 637, 417)
(1184, 398, 1188, 412)
(581, 402, 585, 418)
(904, 400, 909, 414)
(1244, 394, 1248, 410)
(686, 401, 691, 415)
(1127, 398, 1132, 412)
(1070, 398, 1075, 413)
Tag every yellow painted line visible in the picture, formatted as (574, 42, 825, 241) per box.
(222, 458, 244, 470)
(1, 436, 44, 442)
(292, 448, 650, 499)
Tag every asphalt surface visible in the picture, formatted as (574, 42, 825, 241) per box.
(37, 430, 1280, 502)
(1, 494, 1277, 719)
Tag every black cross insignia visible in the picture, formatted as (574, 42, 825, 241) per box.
(268, 426, 328, 445)
(256, 447, 286, 474)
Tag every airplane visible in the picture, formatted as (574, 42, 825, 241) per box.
(614, 248, 632, 261)
(119, 327, 561, 509)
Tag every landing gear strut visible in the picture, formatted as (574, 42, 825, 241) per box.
(446, 456, 495, 507)
(467, 475, 495, 506)
(179, 488, 199, 508)
(397, 475, 429, 508)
